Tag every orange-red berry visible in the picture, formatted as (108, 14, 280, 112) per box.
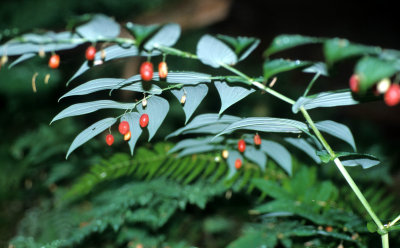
(349, 74, 360, 93)
(235, 159, 242, 169)
(158, 61, 168, 79)
(85, 46, 96, 61)
(106, 134, 114, 146)
(48, 54, 60, 69)
(384, 84, 400, 106)
(140, 61, 153, 81)
(139, 114, 149, 128)
(118, 121, 130, 135)
(238, 139, 246, 153)
(254, 134, 261, 145)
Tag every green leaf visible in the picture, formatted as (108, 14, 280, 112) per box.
(166, 113, 241, 139)
(136, 96, 169, 141)
(263, 59, 312, 80)
(171, 84, 208, 123)
(214, 81, 255, 115)
(121, 113, 142, 155)
(66, 117, 116, 158)
(216, 117, 308, 137)
(125, 22, 160, 48)
(76, 14, 120, 41)
(252, 178, 293, 200)
(168, 136, 224, 154)
(163, 71, 212, 85)
(264, 34, 324, 56)
(337, 152, 380, 169)
(197, 34, 237, 68)
(323, 38, 381, 65)
(51, 100, 135, 124)
(216, 34, 260, 61)
(285, 137, 321, 163)
(315, 120, 356, 151)
(355, 56, 398, 92)
(316, 151, 332, 163)
(178, 144, 224, 157)
(227, 229, 277, 248)
(8, 53, 36, 68)
(292, 90, 359, 113)
(144, 23, 181, 50)
(260, 140, 292, 176)
(244, 145, 267, 170)
(60, 79, 162, 100)
(302, 62, 328, 76)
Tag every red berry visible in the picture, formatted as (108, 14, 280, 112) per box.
(384, 84, 400, 106)
(158, 61, 168, 79)
(118, 121, 130, 135)
(235, 159, 242, 169)
(140, 61, 154, 81)
(139, 113, 149, 128)
(85, 46, 96, 61)
(48, 54, 60, 69)
(254, 134, 261, 145)
(106, 134, 114, 146)
(238, 139, 246, 153)
(349, 74, 360, 93)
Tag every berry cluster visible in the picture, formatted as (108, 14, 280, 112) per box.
(105, 114, 149, 146)
(222, 134, 262, 170)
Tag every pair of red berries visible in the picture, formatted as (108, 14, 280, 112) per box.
(237, 134, 261, 153)
(48, 46, 97, 69)
(140, 61, 168, 81)
(105, 114, 149, 146)
(349, 74, 400, 106)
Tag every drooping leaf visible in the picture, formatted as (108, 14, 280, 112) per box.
(196, 34, 237, 68)
(263, 59, 312, 80)
(244, 146, 267, 170)
(136, 96, 169, 141)
(8, 53, 36, 68)
(76, 14, 120, 41)
(60, 79, 162, 100)
(144, 23, 181, 50)
(284, 137, 321, 164)
(323, 38, 381, 65)
(171, 84, 208, 123)
(166, 113, 241, 139)
(315, 120, 356, 151)
(355, 56, 398, 92)
(302, 62, 328, 76)
(226, 150, 243, 178)
(66, 117, 116, 158)
(121, 113, 142, 155)
(168, 136, 224, 154)
(178, 144, 224, 157)
(260, 140, 292, 175)
(51, 100, 135, 124)
(125, 22, 160, 48)
(214, 81, 255, 115)
(292, 90, 359, 113)
(216, 117, 308, 137)
(216, 34, 260, 61)
(264, 34, 324, 56)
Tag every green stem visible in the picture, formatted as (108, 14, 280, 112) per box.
(389, 214, 400, 227)
(303, 72, 320, 97)
(382, 233, 389, 248)
(220, 63, 253, 84)
(154, 44, 198, 59)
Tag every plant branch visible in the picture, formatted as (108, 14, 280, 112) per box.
(389, 214, 400, 227)
(303, 72, 320, 97)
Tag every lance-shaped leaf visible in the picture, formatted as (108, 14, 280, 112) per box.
(163, 71, 212, 85)
(76, 14, 120, 41)
(171, 84, 208, 123)
(144, 23, 181, 50)
(136, 96, 169, 141)
(244, 145, 267, 171)
(51, 100, 135, 124)
(317, 151, 380, 169)
(168, 136, 224, 154)
(226, 150, 243, 178)
(125, 22, 160, 48)
(197, 34, 237, 68)
(302, 62, 328, 76)
(214, 81, 255, 115)
(216, 117, 308, 137)
(121, 113, 142, 155)
(355, 56, 398, 92)
(263, 59, 312, 80)
(285, 137, 321, 163)
(264, 34, 324, 57)
(323, 38, 381, 65)
(315, 120, 356, 151)
(292, 90, 359, 113)
(166, 113, 241, 139)
(60, 79, 161, 100)
(66, 117, 116, 158)
(260, 140, 292, 176)
(178, 144, 224, 157)
(216, 34, 260, 61)
(8, 53, 36, 69)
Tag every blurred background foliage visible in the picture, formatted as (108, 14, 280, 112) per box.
(1, 0, 400, 247)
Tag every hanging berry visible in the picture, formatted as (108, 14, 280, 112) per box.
(377, 78, 391, 94)
(85, 46, 96, 61)
(140, 114, 149, 128)
(106, 134, 114, 146)
(118, 121, 130, 135)
(235, 159, 242, 169)
(349, 74, 359, 93)
(253, 133, 261, 145)
(222, 150, 229, 159)
(238, 139, 246, 153)
(48, 54, 60, 69)
(124, 131, 131, 141)
(158, 61, 168, 79)
(180, 94, 186, 104)
(384, 84, 400, 106)
(140, 61, 154, 81)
